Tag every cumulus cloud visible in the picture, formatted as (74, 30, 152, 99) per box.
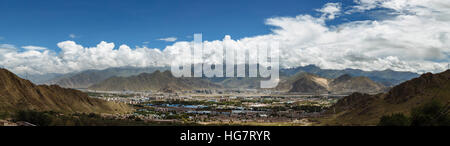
(317, 3, 341, 20)
(349, 0, 385, 13)
(258, 0, 449, 73)
(158, 37, 177, 42)
(55, 41, 165, 72)
(22, 46, 47, 51)
(0, 44, 16, 50)
(0, 44, 17, 62)
(0, 0, 449, 74)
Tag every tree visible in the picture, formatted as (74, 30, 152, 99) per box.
(378, 100, 450, 126)
(378, 113, 410, 126)
(15, 110, 54, 126)
(410, 101, 450, 126)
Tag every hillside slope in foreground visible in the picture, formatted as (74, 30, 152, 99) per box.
(0, 68, 131, 114)
(318, 70, 450, 125)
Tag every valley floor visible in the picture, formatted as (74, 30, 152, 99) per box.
(81, 90, 343, 126)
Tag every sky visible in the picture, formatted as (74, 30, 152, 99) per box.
(0, 0, 342, 49)
(0, 0, 449, 75)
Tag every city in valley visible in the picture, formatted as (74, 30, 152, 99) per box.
(84, 89, 345, 126)
(1, 0, 449, 127)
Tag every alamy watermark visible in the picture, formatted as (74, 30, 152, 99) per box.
(171, 34, 279, 88)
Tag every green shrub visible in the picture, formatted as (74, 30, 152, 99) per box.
(378, 113, 410, 126)
(378, 100, 450, 126)
(14, 110, 54, 126)
(410, 101, 449, 126)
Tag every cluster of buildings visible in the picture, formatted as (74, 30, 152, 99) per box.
(86, 89, 341, 124)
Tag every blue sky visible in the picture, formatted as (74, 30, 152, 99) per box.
(1, 0, 448, 74)
(0, 0, 360, 50)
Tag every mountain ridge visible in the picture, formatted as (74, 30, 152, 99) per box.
(28, 65, 420, 89)
(322, 70, 450, 125)
(280, 73, 387, 94)
(88, 70, 222, 92)
(46, 66, 169, 88)
(281, 65, 420, 86)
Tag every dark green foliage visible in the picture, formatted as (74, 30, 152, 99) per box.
(15, 110, 54, 126)
(410, 101, 450, 126)
(165, 114, 189, 120)
(378, 113, 410, 126)
(13, 110, 195, 126)
(378, 101, 450, 126)
(291, 105, 323, 113)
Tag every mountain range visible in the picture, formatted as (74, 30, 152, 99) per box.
(281, 65, 419, 87)
(89, 70, 222, 92)
(276, 73, 387, 94)
(45, 66, 169, 88)
(12, 64, 421, 94)
(26, 65, 419, 89)
(0, 68, 131, 114)
(87, 69, 386, 94)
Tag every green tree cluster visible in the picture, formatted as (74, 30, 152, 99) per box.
(378, 101, 449, 126)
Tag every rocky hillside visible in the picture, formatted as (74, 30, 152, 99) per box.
(88, 70, 222, 92)
(288, 73, 329, 93)
(322, 70, 450, 125)
(281, 65, 419, 86)
(329, 74, 387, 94)
(280, 73, 386, 94)
(0, 68, 131, 114)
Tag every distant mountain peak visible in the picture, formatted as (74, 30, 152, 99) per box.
(286, 72, 386, 94)
(89, 70, 221, 92)
(46, 66, 170, 89)
(280, 65, 419, 87)
(334, 74, 352, 82)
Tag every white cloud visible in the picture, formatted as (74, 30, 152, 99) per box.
(0, 44, 16, 50)
(350, 0, 385, 13)
(0, 44, 17, 61)
(22, 46, 47, 51)
(69, 34, 76, 39)
(158, 37, 177, 42)
(317, 3, 341, 20)
(0, 0, 449, 74)
(143, 41, 150, 44)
